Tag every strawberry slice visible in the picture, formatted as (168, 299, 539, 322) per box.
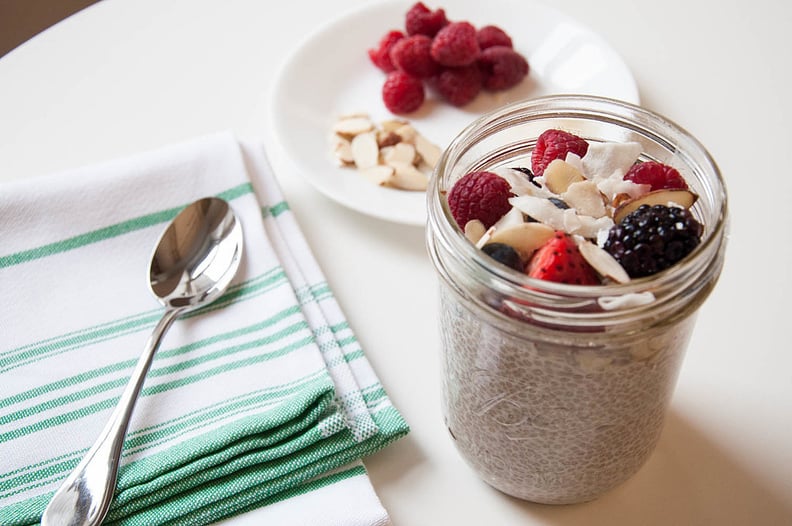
(526, 231, 599, 285)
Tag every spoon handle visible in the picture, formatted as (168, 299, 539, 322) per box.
(42, 307, 184, 526)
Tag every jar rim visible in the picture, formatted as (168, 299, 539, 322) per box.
(426, 94, 728, 321)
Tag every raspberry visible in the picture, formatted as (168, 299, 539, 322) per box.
(368, 30, 405, 73)
(476, 25, 513, 49)
(448, 171, 513, 229)
(431, 64, 482, 106)
(604, 204, 703, 278)
(531, 129, 589, 176)
(405, 2, 448, 37)
(430, 21, 480, 67)
(382, 71, 425, 114)
(623, 161, 689, 191)
(477, 46, 528, 91)
(389, 34, 440, 79)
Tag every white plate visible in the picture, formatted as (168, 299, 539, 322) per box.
(269, 0, 639, 226)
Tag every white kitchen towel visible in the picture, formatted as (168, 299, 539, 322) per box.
(0, 133, 408, 526)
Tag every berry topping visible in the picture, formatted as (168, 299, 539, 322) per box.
(389, 34, 440, 79)
(382, 71, 425, 114)
(623, 161, 689, 191)
(531, 129, 589, 177)
(476, 25, 513, 50)
(482, 243, 523, 271)
(604, 204, 703, 278)
(367, 4, 530, 113)
(477, 46, 529, 90)
(526, 231, 599, 285)
(431, 64, 482, 106)
(368, 30, 405, 73)
(448, 171, 513, 229)
(405, 2, 449, 37)
(430, 21, 480, 67)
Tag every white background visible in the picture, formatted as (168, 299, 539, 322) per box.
(0, 0, 790, 524)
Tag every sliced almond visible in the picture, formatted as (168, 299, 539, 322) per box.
(350, 131, 379, 169)
(613, 189, 698, 224)
(338, 111, 370, 120)
(414, 133, 442, 168)
(384, 162, 428, 191)
(487, 222, 555, 262)
(612, 192, 632, 208)
(384, 142, 416, 166)
(475, 226, 496, 249)
(377, 130, 402, 148)
(577, 238, 630, 283)
(359, 165, 394, 185)
(332, 136, 354, 166)
(464, 219, 487, 244)
(544, 159, 586, 194)
(333, 116, 374, 138)
(492, 206, 526, 231)
(381, 118, 409, 133)
(394, 123, 417, 144)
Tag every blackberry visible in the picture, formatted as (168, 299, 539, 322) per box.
(604, 204, 703, 278)
(481, 243, 523, 271)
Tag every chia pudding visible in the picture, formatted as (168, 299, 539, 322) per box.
(426, 96, 727, 504)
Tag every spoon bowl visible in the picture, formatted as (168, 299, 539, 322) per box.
(41, 197, 243, 526)
(150, 197, 243, 308)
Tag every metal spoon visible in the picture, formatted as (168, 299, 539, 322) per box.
(41, 197, 244, 526)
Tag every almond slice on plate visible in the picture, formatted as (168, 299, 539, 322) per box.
(333, 116, 374, 138)
(351, 131, 379, 169)
(384, 162, 428, 191)
(384, 142, 416, 166)
(359, 165, 394, 185)
(415, 133, 442, 168)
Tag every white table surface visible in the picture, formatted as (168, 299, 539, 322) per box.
(1, 0, 791, 524)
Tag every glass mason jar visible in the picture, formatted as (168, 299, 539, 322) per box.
(426, 95, 728, 504)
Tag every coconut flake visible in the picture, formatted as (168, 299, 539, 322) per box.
(562, 180, 607, 218)
(564, 152, 585, 174)
(510, 195, 613, 238)
(510, 195, 566, 229)
(595, 171, 650, 202)
(598, 292, 655, 310)
(582, 141, 642, 180)
(493, 206, 526, 230)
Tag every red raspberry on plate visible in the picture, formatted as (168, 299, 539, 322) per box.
(431, 64, 482, 106)
(526, 231, 599, 285)
(389, 34, 440, 79)
(477, 46, 528, 90)
(623, 161, 689, 191)
(531, 129, 589, 176)
(431, 21, 480, 67)
(448, 171, 513, 229)
(382, 71, 425, 114)
(476, 25, 513, 49)
(405, 2, 448, 37)
(368, 30, 405, 73)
